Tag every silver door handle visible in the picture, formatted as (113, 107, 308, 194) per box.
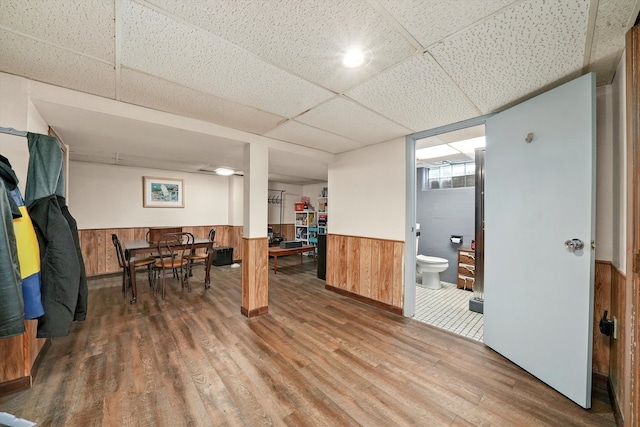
(565, 239, 584, 251)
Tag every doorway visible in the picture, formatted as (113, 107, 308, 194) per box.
(413, 124, 485, 341)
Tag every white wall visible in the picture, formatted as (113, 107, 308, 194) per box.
(267, 182, 303, 225)
(303, 182, 328, 207)
(611, 53, 627, 271)
(329, 138, 405, 240)
(68, 162, 230, 229)
(596, 84, 615, 261)
(228, 175, 244, 226)
(0, 73, 49, 192)
(594, 54, 627, 270)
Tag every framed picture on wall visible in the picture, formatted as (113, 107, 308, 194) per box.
(143, 176, 184, 208)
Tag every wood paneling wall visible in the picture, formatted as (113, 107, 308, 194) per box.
(79, 225, 243, 276)
(241, 237, 269, 317)
(610, 266, 626, 423)
(593, 260, 612, 375)
(0, 320, 47, 396)
(626, 24, 640, 427)
(268, 223, 294, 241)
(326, 234, 404, 312)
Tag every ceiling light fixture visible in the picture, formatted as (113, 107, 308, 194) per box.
(448, 136, 486, 153)
(214, 167, 235, 176)
(342, 46, 372, 69)
(416, 145, 458, 160)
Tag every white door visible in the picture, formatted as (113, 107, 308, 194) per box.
(484, 73, 595, 408)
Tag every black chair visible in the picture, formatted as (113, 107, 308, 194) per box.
(184, 229, 215, 279)
(112, 234, 155, 298)
(153, 232, 193, 299)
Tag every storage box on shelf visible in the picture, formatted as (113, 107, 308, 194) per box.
(457, 248, 475, 290)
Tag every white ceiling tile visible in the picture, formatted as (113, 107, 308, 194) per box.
(120, 68, 284, 135)
(428, 0, 591, 114)
(0, 30, 115, 98)
(0, 0, 114, 62)
(264, 121, 365, 154)
(588, 0, 639, 85)
(296, 97, 412, 144)
(346, 54, 480, 132)
(121, 0, 334, 118)
(378, 0, 516, 48)
(144, 0, 417, 93)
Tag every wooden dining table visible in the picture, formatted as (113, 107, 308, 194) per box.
(268, 245, 316, 274)
(124, 238, 214, 303)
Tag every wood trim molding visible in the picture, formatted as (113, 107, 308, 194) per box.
(0, 376, 31, 397)
(325, 284, 403, 316)
(626, 23, 640, 427)
(327, 233, 404, 244)
(240, 306, 269, 318)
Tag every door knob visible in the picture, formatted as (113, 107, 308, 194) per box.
(564, 238, 585, 251)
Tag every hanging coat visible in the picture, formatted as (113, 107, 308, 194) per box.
(0, 178, 25, 338)
(25, 133, 85, 338)
(12, 188, 44, 319)
(1, 155, 44, 320)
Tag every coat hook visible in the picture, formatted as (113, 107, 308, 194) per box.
(525, 133, 534, 143)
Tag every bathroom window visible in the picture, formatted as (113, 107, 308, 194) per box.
(426, 161, 475, 190)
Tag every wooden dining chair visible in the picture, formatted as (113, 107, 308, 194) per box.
(111, 234, 155, 298)
(153, 232, 193, 299)
(184, 229, 215, 279)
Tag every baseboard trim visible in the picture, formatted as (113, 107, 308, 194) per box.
(241, 306, 269, 318)
(325, 285, 403, 316)
(0, 376, 31, 397)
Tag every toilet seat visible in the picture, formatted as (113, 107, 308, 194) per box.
(417, 255, 447, 264)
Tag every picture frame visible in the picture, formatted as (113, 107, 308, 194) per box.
(143, 176, 184, 208)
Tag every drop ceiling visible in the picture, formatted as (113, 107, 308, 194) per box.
(0, 0, 637, 184)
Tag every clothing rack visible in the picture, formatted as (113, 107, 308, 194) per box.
(0, 126, 28, 137)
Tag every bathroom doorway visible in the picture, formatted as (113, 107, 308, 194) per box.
(412, 124, 485, 341)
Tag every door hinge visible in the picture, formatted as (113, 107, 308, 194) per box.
(635, 252, 640, 274)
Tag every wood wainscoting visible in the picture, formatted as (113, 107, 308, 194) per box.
(610, 265, 626, 425)
(593, 260, 612, 376)
(0, 320, 48, 397)
(326, 234, 404, 314)
(78, 225, 243, 276)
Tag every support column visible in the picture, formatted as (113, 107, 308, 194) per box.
(241, 143, 269, 317)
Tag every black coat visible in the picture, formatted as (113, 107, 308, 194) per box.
(28, 195, 80, 337)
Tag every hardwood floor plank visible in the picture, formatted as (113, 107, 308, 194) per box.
(0, 256, 615, 426)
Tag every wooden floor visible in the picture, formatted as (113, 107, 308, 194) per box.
(1, 256, 615, 426)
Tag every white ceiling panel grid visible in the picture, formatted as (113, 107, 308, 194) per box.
(428, 0, 591, 114)
(264, 120, 365, 154)
(119, 68, 284, 135)
(346, 54, 481, 132)
(122, 0, 334, 119)
(0, 30, 116, 99)
(296, 97, 412, 144)
(0, 0, 115, 62)
(0, 0, 636, 184)
(143, 0, 418, 93)
(377, 0, 518, 48)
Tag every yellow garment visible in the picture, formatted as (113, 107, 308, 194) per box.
(14, 205, 40, 278)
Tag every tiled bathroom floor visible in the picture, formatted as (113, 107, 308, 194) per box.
(414, 281, 484, 341)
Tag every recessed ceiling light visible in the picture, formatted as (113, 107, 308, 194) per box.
(342, 46, 372, 69)
(214, 167, 235, 176)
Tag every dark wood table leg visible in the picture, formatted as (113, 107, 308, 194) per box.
(273, 255, 278, 274)
(126, 250, 137, 304)
(204, 251, 213, 289)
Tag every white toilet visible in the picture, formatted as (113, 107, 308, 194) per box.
(416, 255, 449, 289)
